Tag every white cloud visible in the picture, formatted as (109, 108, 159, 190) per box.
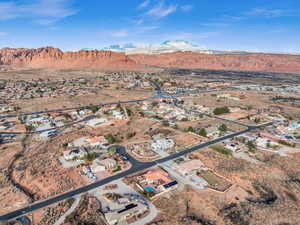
(137, 26, 159, 33)
(164, 31, 220, 40)
(146, 2, 177, 19)
(200, 22, 228, 27)
(131, 18, 144, 25)
(181, 5, 193, 12)
(138, 0, 151, 10)
(247, 8, 285, 18)
(0, 0, 77, 24)
(111, 29, 129, 38)
(0, 32, 8, 36)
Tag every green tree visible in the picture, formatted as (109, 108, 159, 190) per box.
(108, 146, 117, 155)
(278, 140, 295, 147)
(88, 105, 100, 113)
(198, 128, 207, 137)
(187, 126, 195, 133)
(246, 141, 257, 152)
(254, 118, 261, 124)
(83, 152, 97, 161)
(126, 132, 136, 139)
(218, 124, 228, 132)
(105, 134, 117, 144)
(162, 120, 169, 126)
(26, 124, 34, 132)
(126, 108, 132, 116)
(62, 143, 68, 148)
(213, 107, 230, 115)
(151, 101, 159, 107)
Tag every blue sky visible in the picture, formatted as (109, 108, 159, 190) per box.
(0, 0, 300, 52)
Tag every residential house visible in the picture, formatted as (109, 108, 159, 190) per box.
(87, 136, 108, 147)
(223, 140, 241, 152)
(137, 168, 178, 195)
(91, 158, 117, 173)
(173, 159, 207, 176)
(111, 110, 125, 120)
(104, 195, 148, 225)
(205, 126, 219, 138)
(87, 117, 108, 128)
(151, 138, 175, 152)
(64, 148, 87, 161)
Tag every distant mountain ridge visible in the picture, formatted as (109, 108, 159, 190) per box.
(1, 45, 300, 73)
(102, 40, 212, 55)
(100, 40, 300, 56)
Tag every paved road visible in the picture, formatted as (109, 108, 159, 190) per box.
(0, 97, 153, 120)
(0, 122, 273, 221)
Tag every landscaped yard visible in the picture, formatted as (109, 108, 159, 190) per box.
(197, 170, 232, 192)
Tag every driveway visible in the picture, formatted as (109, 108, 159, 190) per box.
(53, 195, 81, 225)
(89, 179, 159, 225)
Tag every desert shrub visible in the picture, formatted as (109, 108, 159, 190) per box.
(211, 145, 233, 155)
(213, 107, 230, 115)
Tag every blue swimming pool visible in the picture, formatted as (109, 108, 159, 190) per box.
(145, 186, 157, 193)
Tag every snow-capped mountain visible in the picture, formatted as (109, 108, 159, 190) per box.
(101, 40, 212, 55)
(83, 40, 300, 56)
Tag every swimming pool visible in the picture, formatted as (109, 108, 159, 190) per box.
(145, 186, 157, 193)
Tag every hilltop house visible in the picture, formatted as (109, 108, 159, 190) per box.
(91, 158, 117, 173)
(173, 159, 207, 176)
(104, 195, 148, 225)
(87, 136, 109, 147)
(151, 138, 175, 152)
(64, 148, 87, 161)
(87, 117, 108, 128)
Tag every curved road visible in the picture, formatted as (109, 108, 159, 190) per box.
(0, 122, 273, 221)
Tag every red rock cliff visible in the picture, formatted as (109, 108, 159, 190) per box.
(0, 47, 141, 70)
(130, 51, 300, 73)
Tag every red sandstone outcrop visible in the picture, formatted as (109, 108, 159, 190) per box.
(1, 47, 300, 73)
(0, 47, 141, 70)
(130, 51, 300, 73)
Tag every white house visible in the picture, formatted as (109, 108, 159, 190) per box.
(111, 110, 125, 120)
(78, 109, 93, 116)
(64, 148, 87, 161)
(91, 158, 117, 173)
(26, 115, 49, 124)
(255, 137, 277, 148)
(151, 138, 175, 151)
(87, 136, 108, 147)
(86, 117, 108, 128)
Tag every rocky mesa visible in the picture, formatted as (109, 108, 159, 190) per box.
(0, 47, 141, 70)
(1, 47, 300, 73)
(130, 51, 300, 73)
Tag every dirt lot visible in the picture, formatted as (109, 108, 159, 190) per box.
(11, 133, 91, 201)
(62, 194, 107, 225)
(0, 141, 31, 215)
(12, 89, 152, 113)
(176, 116, 245, 133)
